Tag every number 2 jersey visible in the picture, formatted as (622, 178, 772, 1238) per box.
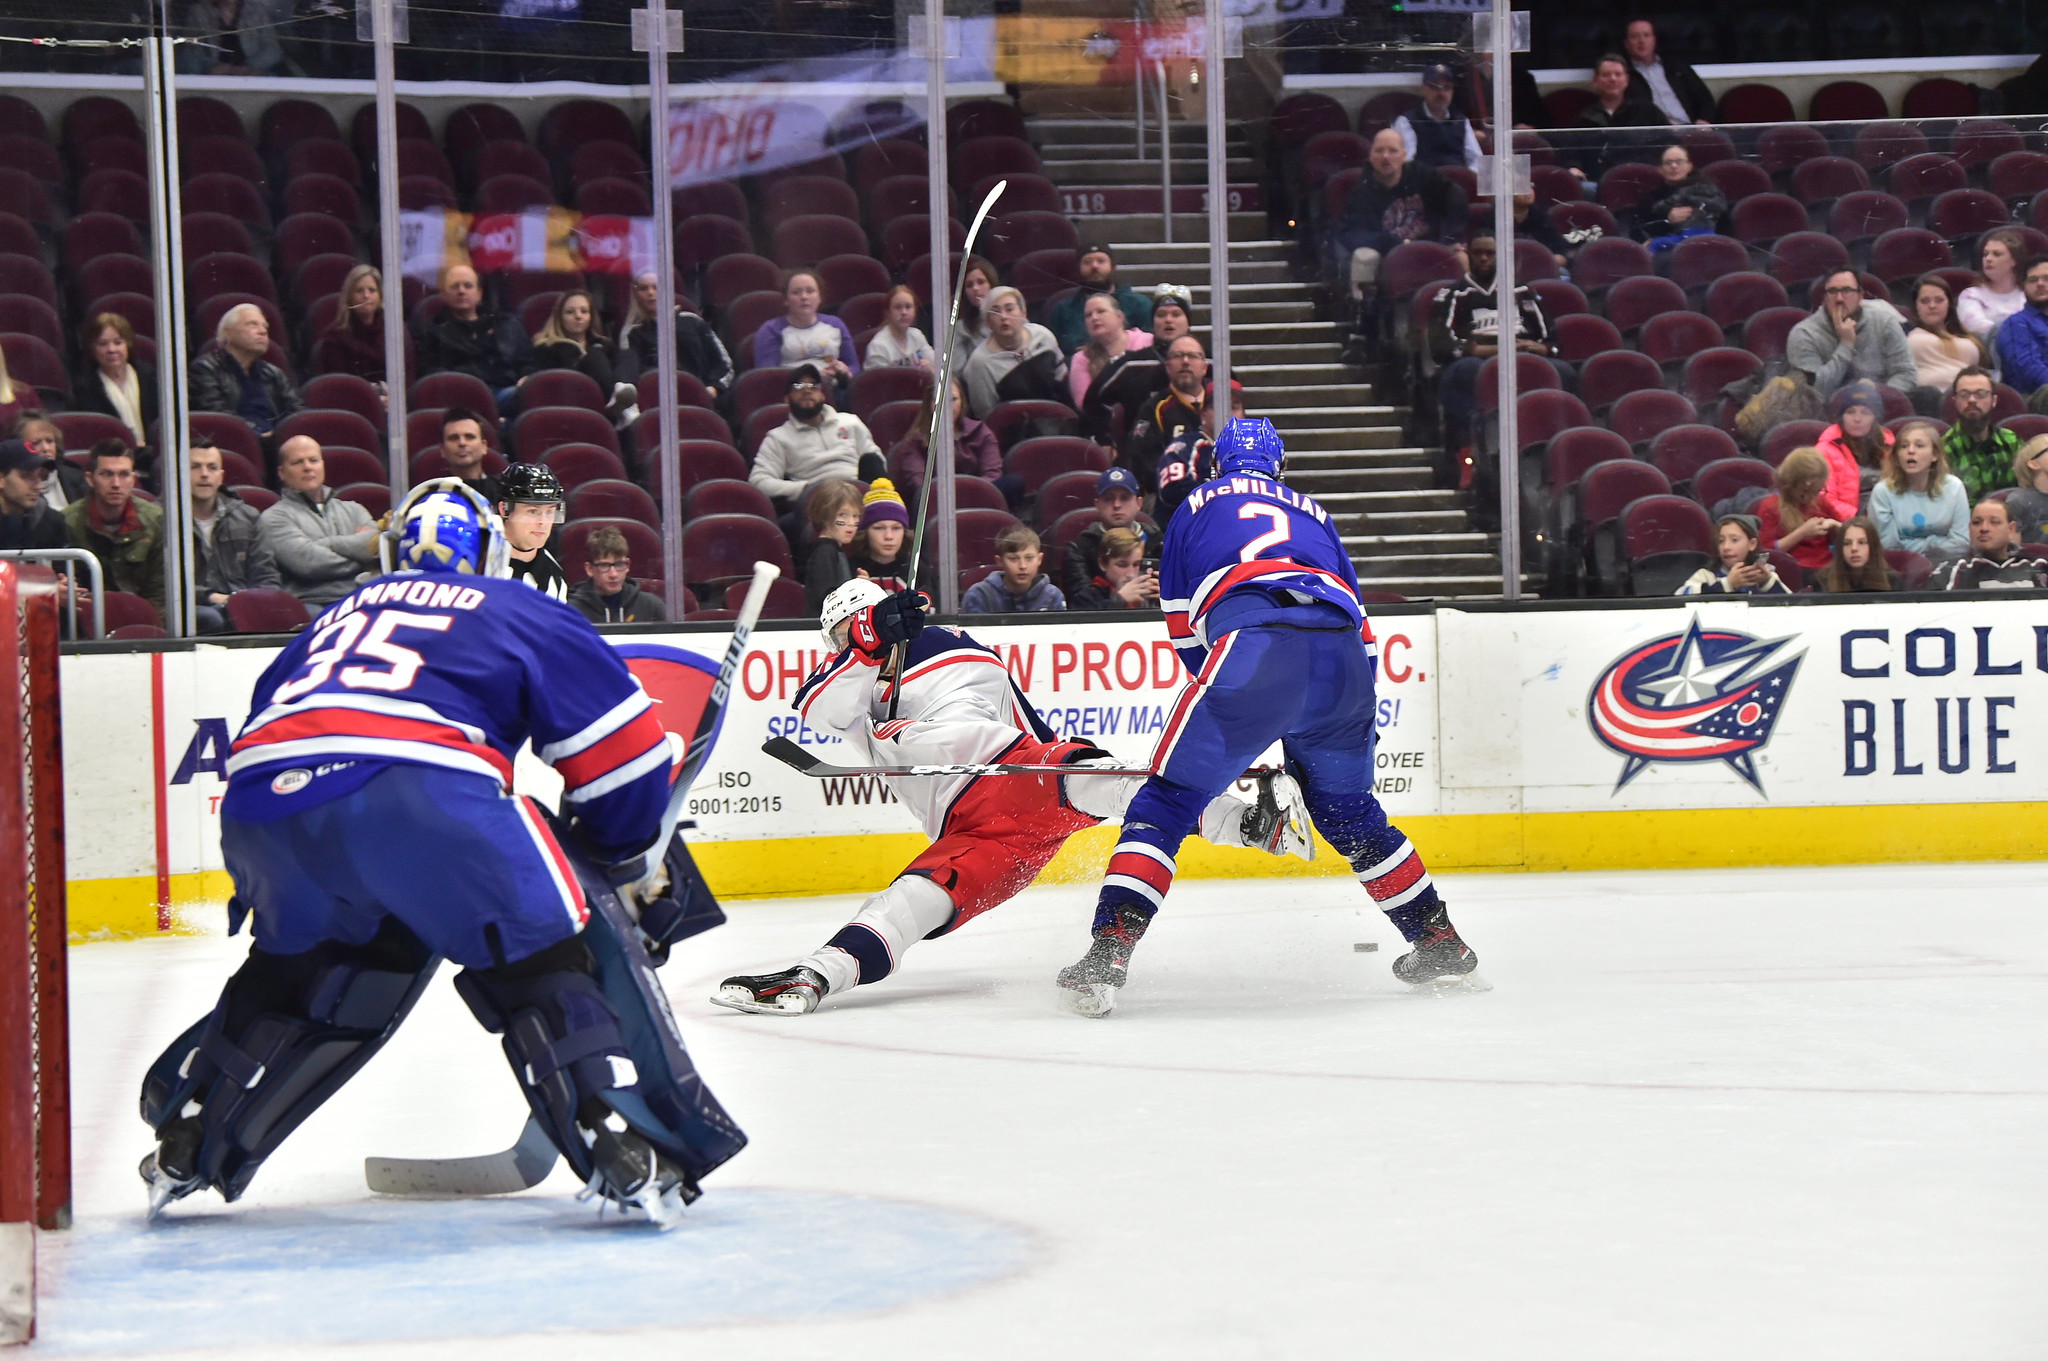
(1161, 471, 1367, 675)
(221, 572, 676, 862)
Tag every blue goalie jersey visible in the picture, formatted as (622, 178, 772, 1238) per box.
(1160, 472, 1366, 673)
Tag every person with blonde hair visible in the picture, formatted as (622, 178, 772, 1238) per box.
(2007, 433, 2048, 543)
(958, 287, 1064, 418)
(1870, 417, 1969, 561)
(0, 347, 25, 433)
(1068, 292, 1152, 407)
(530, 289, 632, 417)
(865, 284, 934, 371)
(616, 271, 732, 398)
(1757, 446, 1841, 574)
(313, 263, 410, 385)
(73, 312, 158, 446)
(190, 303, 301, 437)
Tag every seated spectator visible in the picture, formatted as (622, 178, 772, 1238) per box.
(1818, 380, 1893, 474)
(959, 288, 1066, 418)
(187, 433, 277, 634)
(749, 364, 884, 516)
(1635, 145, 1726, 243)
(1392, 64, 1482, 172)
(752, 269, 858, 388)
(1997, 255, 2048, 411)
(1937, 499, 2048, 588)
(258, 436, 378, 609)
(412, 264, 535, 416)
(497, 464, 568, 602)
(1788, 270, 1926, 405)
(1942, 366, 2020, 499)
(1958, 229, 2026, 346)
(865, 285, 935, 372)
(1061, 466, 1161, 599)
(1871, 418, 1970, 562)
(190, 304, 302, 439)
(799, 478, 863, 613)
(531, 289, 632, 418)
(888, 377, 1013, 510)
(849, 478, 911, 591)
(435, 406, 500, 503)
(616, 273, 734, 400)
(73, 313, 158, 448)
(1155, 381, 1247, 520)
(1330, 131, 1468, 355)
(1068, 294, 1154, 432)
(1509, 192, 1570, 273)
(1046, 245, 1154, 355)
(1677, 514, 1790, 595)
(0, 350, 27, 435)
(314, 264, 408, 388)
(1623, 18, 1714, 126)
(1815, 516, 1895, 592)
(962, 523, 1065, 613)
(1757, 446, 1841, 574)
(2007, 433, 2048, 543)
(1906, 275, 1989, 394)
(176, 0, 293, 76)
(10, 411, 83, 510)
(1124, 338, 1242, 503)
(950, 257, 1000, 356)
(568, 524, 665, 623)
(1566, 54, 1669, 183)
(1142, 284, 1194, 365)
(0, 438, 67, 556)
(1433, 233, 1568, 457)
(1068, 526, 1161, 610)
(64, 440, 164, 619)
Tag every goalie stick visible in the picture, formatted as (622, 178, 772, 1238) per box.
(762, 734, 1151, 779)
(364, 562, 781, 1199)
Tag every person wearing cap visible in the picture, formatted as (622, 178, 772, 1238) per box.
(65, 439, 165, 619)
(1677, 514, 1790, 595)
(0, 438, 69, 555)
(1061, 466, 1162, 600)
(1393, 64, 1482, 173)
(1143, 284, 1194, 364)
(749, 363, 885, 514)
(1330, 130, 1468, 360)
(1046, 245, 1154, 356)
(849, 478, 912, 592)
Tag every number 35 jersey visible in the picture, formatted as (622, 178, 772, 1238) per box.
(1160, 473, 1367, 675)
(222, 572, 675, 861)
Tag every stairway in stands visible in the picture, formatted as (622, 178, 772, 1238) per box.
(1022, 107, 1516, 599)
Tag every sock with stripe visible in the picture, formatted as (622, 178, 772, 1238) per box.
(1347, 826, 1441, 941)
(799, 874, 956, 995)
(1093, 778, 1209, 932)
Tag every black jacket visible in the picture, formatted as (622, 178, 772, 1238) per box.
(1434, 273, 1555, 362)
(0, 501, 69, 553)
(531, 339, 619, 398)
(1332, 162, 1469, 253)
(412, 308, 536, 391)
(70, 361, 160, 444)
(1061, 516, 1161, 600)
(1568, 99, 1670, 178)
(618, 311, 735, 396)
(1625, 57, 1716, 125)
(568, 577, 665, 623)
(189, 348, 302, 435)
(1636, 175, 1728, 238)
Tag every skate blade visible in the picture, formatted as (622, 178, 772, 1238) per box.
(1058, 982, 1117, 1017)
(1406, 970, 1492, 995)
(708, 985, 814, 1016)
(140, 1154, 199, 1220)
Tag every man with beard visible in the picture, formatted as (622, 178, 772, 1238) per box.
(1046, 245, 1154, 355)
(749, 363, 884, 526)
(1941, 367, 2021, 500)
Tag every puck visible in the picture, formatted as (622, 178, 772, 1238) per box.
(1353, 942, 1378, 953)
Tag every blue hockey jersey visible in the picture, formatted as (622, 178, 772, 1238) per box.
(1160, 472, 1366, 673)
(223, 572, 675, 860)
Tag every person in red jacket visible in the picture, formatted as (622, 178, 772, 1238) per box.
(1758, 445, 1841, 574)
(1812, 380, 1886, 521)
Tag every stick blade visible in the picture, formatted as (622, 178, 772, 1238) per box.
(365, 1117, 558, 1197)
(761, 735, 822, 773)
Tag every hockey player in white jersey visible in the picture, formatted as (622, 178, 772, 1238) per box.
(711, 579, 1311, 1014)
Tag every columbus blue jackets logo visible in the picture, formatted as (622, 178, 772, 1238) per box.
(1587, 619, 1803, 792)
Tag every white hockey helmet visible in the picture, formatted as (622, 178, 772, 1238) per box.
(819, 576, 888, 651)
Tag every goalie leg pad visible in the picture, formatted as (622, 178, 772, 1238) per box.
(139, 917, 439, 1202)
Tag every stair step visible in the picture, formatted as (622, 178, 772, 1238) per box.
(1349, 574, 1518, 599)
(1286, 448, 1424, 468)
(1230, 342, 1344, 366)
(1111, 238, 1291, 259)
(1040, 160, 1261, 184)
(1192, 300, 1316, 324)
(1345, 532, 1493, 552)
(1288, 466, 1435, 490)
(1274, 427, 1409, 451)
(1233, 362, 1358, 385)
(1210, 321, 1345, 343)
(1331, 509, 1471, 535)
(1078, 211, 1268, 240)
(1239, 382, 1375, 408)
(1123, 260, 1294, 287)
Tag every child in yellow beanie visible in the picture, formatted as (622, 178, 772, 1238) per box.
(850, 477, 911, 591)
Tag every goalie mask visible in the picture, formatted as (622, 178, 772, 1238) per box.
(382, 479, 511, 578)
(1199, 417, 1286, 482)
(818, 576, 888, 652)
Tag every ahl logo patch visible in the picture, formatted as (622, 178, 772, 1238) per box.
(1586, 618, 1803, 792)
(270, 768, 313, 794)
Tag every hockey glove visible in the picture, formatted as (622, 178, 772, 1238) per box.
(845, 590, 930, 659)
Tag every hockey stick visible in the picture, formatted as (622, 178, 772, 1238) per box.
(763, 735, 1150, 779)
(365, 563, 780, 1199)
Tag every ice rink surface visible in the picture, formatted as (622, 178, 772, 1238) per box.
(38, 862, 2048, 1359)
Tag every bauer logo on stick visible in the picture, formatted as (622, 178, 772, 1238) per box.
(1586, 618, 1804, 793)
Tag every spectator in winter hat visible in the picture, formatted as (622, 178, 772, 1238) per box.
(849, 477, 912, 591)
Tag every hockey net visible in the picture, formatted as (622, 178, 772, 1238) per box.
(0, 562, 71, 1344)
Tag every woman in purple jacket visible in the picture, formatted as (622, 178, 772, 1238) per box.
(752, 270, 860, 384)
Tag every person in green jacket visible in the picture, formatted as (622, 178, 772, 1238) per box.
(63, 440, 164, 620)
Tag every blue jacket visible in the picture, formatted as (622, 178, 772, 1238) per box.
(1997, 302, 2048, 393)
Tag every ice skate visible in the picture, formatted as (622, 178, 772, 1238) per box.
(1056, 906, 1150, 1017)
(570, 1099, 697, 1230)
(1241, 770, 1314, 860)
(139, 1116, 205, 1218)
(709, 965, 828, 1016)
(1391, 905, 1491, 993)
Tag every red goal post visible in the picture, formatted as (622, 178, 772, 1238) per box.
(0, 563, 71, 1344)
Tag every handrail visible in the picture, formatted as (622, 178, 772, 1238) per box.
(0, 549, 106, 639)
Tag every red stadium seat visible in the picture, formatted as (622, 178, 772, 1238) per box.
(261, 99, 342, 157)
(539, 100, 636, 160)
(188, 252, 278, 306)
(568, 479, 659, 529)
(300, 374, 384, 430)
(1761, 419, 1828, 466)
(1790, 156, 1870, 206)
(1665, 235, 1753, 294)
(183, 135, 267, 189)
(770, 215, 868, 269)
(848, 367, 931, 420)
(1552, 313, 1623, 364)
(183, 173, 270, 230)
(951, 508, 1022, 571)
(982, 400, 1081, 451)
(1888, 154, 1967, 208)
(1514, 390, 1593, 454)
(471, 140, 552, 192)
(1740, 306, 1810, 363)
(854, 139, 931, 196)
(315, 447, 387, 487)
(1951, 120, 2027, 171)
(731, 368, 794, 423)
(1545, 426, 1633, 494)
(686, 478, 777, 521)
(983, 211, 1079, 270)
(703, 254, 780, 310)
(1851, 123, 1930, 173)
(1638, 312, 1727, 368)
(411, 373, 500, 422)
(1700, 160, 1771, 206)
(1474, 353, 1566, 412)
(476, 175, 555, 214)
(275, 410, 383, 458)
(1578, 350, 1665, 413)
(1530, 280, 1589, 318)
(1729, 194, 1810, 245)
(0, 334, 67, 401)
(948, 100, 1027, 144)
(683, 514, 794, 588)
(633, 410, 737, 463)
(1809, 82, 1888, 123)
(520, 369, 608, 415)
(865, 399, 925, 454)
(1609, 390, 1698, 449)
(1716, 84, 1796, 124)
(763, 176, 861, 232)
(1006, 436, 1109, 493)
(577, 179, 652, 217)
(1767, 232, 1851, 291)
(1575, 238, 1657, 293)
(0, 297, 60, 352)
(1602, 276, 1688, 334)
(51, 412, 133, 452)
(512, 406, 620, 460)
(542, 443, 628, 492)
(1680, 348, 1764, 408)
(1927, 189, 2012, 244)
(1693, 457, 1776, 513)
(63, 212, 144, 274)
(1830, 191, 1910, 244)
(1621, 494, 1715, 595)
(86, 291, 155, 342)
(1648, 424, 1742, 485)
(1579, 460, 1672, 589)
(1901, 79, 1979, 121)
(225, 589, 311, 634)
(1755, 125, 1830, 176)
(1596, 164, 1664, 214)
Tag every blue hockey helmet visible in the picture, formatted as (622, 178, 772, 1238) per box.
(1201, 417, 1286, 481)
(382, 479, 510, 578)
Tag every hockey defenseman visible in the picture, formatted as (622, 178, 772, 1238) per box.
(711, 577, 1312, 1015)
(1057, 418, 1485, 1016)
(138, 481, 742, 1226)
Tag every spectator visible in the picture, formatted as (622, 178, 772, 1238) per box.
(190, 303, 302, 438)
(1942, 366, 2021, 499)
(749, 364, 884, 513)
(176, 0, 293, 77)
(1567, 54, 1669, 183)
(865, 285, 935, 372)
(2006, 433, 2048, 542)
(1509, 192, 1571, 272)
(530, 289, 630, 416)
(187, 433, 277, 633)
(1330, 130, 1468, 355)
(1997, 255, 2048, 409)
(1142, 284, 1194, 363)
(1906, 275, 1989, 393)
(1635, 145, 1726, 243)
(1046, 245, 1154, 355)
(1068, 293, 1154, 412)
(1818, 380, 1892, 474)
(959, 288, 1066, 418)
(1958, 229, 2027, 346)
(1816, 517, 1895, 593)
(1061, 466, 1161, 599)
(1676, 513, 1790, 595)
(962, 523, 1065, 613)
(1937, 499, 2048, 588)
(1871, 417, 1970, 562)
(313, 264, 408, 388)
(1155, 381, 1247, 520)
(950, 257, 1000, 356)
(1757, 445, 1841, 575)
(849, 478, 911, 591)
(64, 440, 165, 618)
(496, 463, 568, 602)
(1433, 233, 1567, 458)
(888, 377, 1012, 510)
(568, 524, 664, 623)
(1392, 63, 1482, 172)
(1622, 18, 1715, 126)
(411, 264, 535, 416)
(1788, 269, 1923, 399)
(0, 438, 67, 555)
(435, 406, 500, 503)
(0, 350, 27, 435)
(1068, 526, 1161, 610)
(1123, 336, 1211, 492)
(751, 269, 858, 387)
(616, 273, 733, 400)
(258, 436, 378, 609)
(73, 313, 158, 448)
(10, 411, 83, 511)
(799, 478, 862, 613)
